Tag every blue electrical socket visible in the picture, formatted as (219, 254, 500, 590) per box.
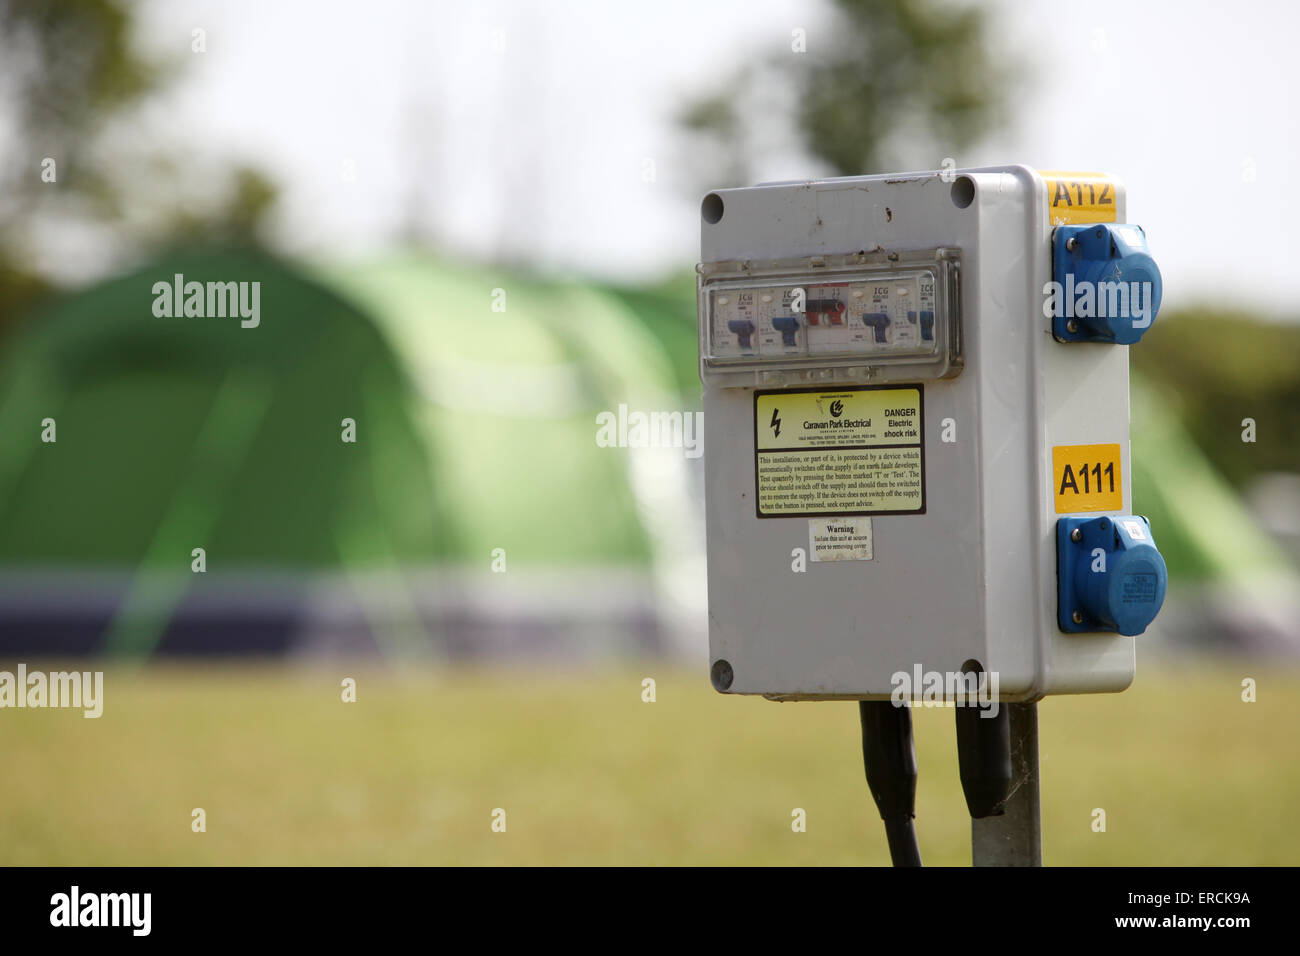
(1057, 515, 1168, 636)
(1051, 223, 1163, 345)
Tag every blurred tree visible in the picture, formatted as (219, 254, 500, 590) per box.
(679, 0, 1013, 186)
(0, 0, 149, 326)
(0, 0, 278, 337)
(1133, 310, 1300, 490)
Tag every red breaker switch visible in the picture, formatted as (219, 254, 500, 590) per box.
(805, 299, 847, 326)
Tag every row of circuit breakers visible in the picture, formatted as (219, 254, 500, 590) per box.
(717, 277, 937, 354)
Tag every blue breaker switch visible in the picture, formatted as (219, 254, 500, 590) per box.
(1058, 515, 1168, 636)
(908, 310, 935, 341)
(1052, 223, 1162, 344)
(861, 312, 891, 343)
(771, 315, 801, 347)
(727, 319, 755, 349)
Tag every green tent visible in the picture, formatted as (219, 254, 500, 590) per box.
(0, 247, 456, 654)
(0, 247, 700, 657)
(321, 253, 694, 567)
(0, 247, 454, 571)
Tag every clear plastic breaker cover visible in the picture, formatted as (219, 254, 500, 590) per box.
(698, 249, 962, 387)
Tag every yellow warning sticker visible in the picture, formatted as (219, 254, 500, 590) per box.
(1053, 443, 1122, 514)
(754, 386, 924, 517)
(1040, 170, 1118, 226)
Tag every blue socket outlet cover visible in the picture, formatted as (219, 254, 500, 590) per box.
(1058, 514, 1168, 636)
(1051, 223, 1162, 345)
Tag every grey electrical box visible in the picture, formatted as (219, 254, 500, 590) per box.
(698, 165, 1159, 702)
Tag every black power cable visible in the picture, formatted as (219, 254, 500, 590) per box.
(858, 700, 922, 867)
(954, 666, 1014, 819)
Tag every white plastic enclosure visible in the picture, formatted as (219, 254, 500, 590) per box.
(699, 166, 1135, 701)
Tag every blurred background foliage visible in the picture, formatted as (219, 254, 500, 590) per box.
(1134, 311, 1300, 488)
(680, 0, 1013, 185)
(0, 0, 277, 336)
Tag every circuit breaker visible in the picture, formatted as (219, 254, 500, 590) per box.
(698, 165, 1167, 701)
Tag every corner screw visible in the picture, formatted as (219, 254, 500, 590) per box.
(1070, 528, 1082, 542)
(1072, 610, 1084, 624)
(1066, 319, 1079, 334)
(1065, 237, 1078, 252)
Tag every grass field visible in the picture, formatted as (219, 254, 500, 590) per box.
(1, 659, 1296, 865)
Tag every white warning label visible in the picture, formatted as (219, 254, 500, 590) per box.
(809, 518, 874, 562)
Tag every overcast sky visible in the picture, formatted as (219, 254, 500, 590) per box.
(136, 0, 1299, 317)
